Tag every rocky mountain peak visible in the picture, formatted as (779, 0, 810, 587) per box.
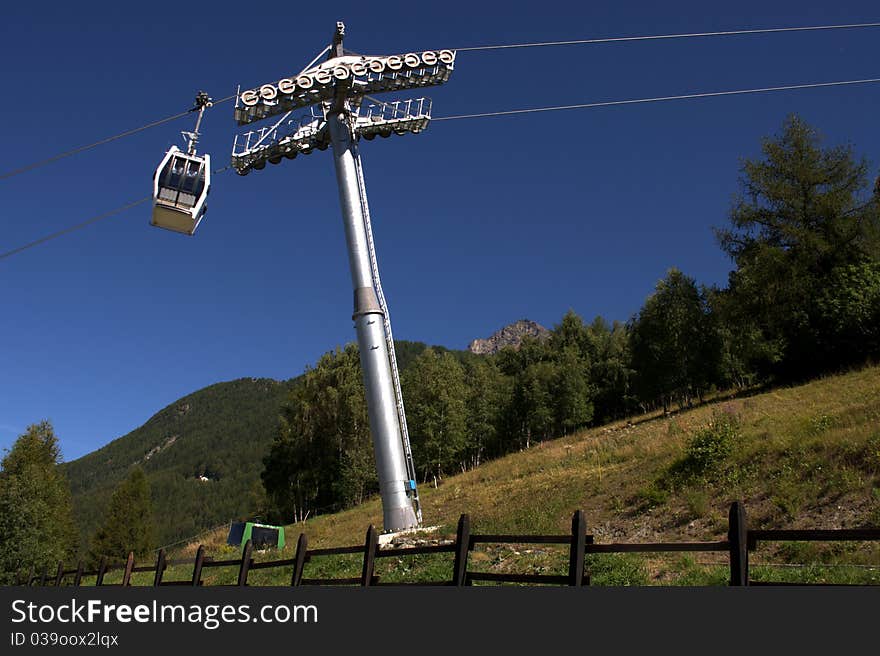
(467, 319, 550, 355)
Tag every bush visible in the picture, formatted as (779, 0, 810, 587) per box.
(664, 411, 741, 485)
(684, 412, 739, 473)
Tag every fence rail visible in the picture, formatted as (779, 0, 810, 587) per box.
(12, 502, 880, 587)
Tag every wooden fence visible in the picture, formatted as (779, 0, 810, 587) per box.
(13, 502, 880, 587)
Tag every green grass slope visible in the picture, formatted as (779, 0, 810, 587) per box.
(156, 364, 880, 586)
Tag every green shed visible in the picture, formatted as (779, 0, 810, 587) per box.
(226, 521, 285, 550)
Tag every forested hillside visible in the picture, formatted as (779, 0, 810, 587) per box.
(61, 378, 297, 549)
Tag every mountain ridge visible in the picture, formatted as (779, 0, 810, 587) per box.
(467, 319, 550, 355)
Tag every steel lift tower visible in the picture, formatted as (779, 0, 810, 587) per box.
(231, 23, 456, 532)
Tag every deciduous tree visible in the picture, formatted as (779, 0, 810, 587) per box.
(403, 348, 469, 481)
(629, 268, 717, 410)
(262, 344, 375, 522)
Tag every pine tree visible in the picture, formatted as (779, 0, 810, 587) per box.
(0, 421, 77, 583)
(715, 114, 880, 378)
(89, 468, 155, 562)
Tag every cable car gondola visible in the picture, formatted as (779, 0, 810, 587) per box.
(151, 92, 212, 235)
(151, 146, 210, 235)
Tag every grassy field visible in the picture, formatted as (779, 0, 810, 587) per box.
(107, 364, 880, 586)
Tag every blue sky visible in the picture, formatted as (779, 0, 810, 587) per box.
(2, 1, 878, 462)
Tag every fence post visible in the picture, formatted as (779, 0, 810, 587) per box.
(191, 546, 205, 587)
(74, 561, 84, 586)
(237, 540, 253, 586)
(121, 552, 135, 587)
(54, 561, 64, 586)
(153, 549, 167, 586)
(568, 510, 587, 586)
(728, 501, 749, 586)
(290, 534, 308, 586)
(39, 565, 48, 586)
(96, 557, 107, 586)
(452, 514, 471, 587)
(361, 525, 379, 587)
(26, 565, 34, 586)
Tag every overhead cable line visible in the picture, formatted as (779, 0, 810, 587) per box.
(3, 22, 879, 181)
(0, 197, 150, 261)
(2, 164, 234, 260)
(433, 77, 880, 121)
(0, 95, 235, 182)
(4, 76, 880, 262)
(452, 21, 880, 52)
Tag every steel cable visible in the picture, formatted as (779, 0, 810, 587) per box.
(0, 95, 235, 182)
(451, 21, 880, 52)
(433, 78, 880, 121)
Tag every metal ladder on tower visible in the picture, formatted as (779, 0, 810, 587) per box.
(351, 140, 423, 525)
